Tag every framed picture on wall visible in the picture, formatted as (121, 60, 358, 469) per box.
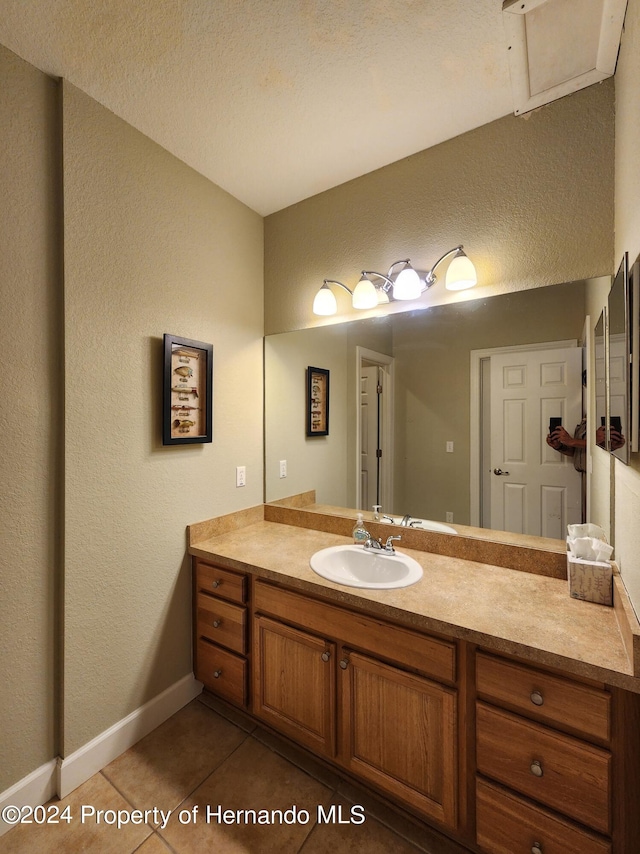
(163, 334, 213, 445)
(306, 366, 329, 436)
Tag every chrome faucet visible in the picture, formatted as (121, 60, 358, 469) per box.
(400, 514, 412, 527)
(364, 534, 402, 554)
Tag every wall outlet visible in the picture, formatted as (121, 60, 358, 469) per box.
(236, 466, 246, 487)
(446, 512, 454, 523)
(446, 441, 454, 453)
(279, 459, 287, 478)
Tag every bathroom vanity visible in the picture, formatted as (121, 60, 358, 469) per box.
(189, 501, 640, 854)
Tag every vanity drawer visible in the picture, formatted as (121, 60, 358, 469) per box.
(476, 652, 610, 743)
(196, 560, 246, 604)
(254, 580, 456, 684)
(476, 702, 611, 834)
(196, 638, 247, 707)
(476, 778, 612, 854)
(197, 593, 247, 654)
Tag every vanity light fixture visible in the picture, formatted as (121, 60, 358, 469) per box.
(312, 279, 353, 316)
(312, 246, 476, 315)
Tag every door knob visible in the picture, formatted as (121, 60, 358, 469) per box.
(321, 651, 331, 662)
(493, 468, 510, 476)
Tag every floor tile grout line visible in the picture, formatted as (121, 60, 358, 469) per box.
(155, 727, 255, 824)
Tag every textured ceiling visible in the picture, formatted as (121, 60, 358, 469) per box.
(0, 0, 515, 215)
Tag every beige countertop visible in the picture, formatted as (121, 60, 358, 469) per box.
(189, 507, 640, 693)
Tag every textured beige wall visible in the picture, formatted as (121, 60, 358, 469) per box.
(613, 0, 640, 616)
(265, 80, 614, 336)
(0, 46, 60, 792)
(61, 83, 263, 754)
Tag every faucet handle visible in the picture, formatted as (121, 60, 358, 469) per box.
(384, 535, 401, 553)
(364, 535, 383, 551)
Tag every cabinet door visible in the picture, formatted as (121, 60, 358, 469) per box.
(253, 615, 336, 757)
(340, 650, 457, 829)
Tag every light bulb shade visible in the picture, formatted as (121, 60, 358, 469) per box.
(313, 285, 338, 315)
(392, 263, 422, 300)
(352, 276, 379, 309)
(445, 251, 477, 290)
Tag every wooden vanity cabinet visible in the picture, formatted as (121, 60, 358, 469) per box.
(475, 651, 619, 853)
(193, 559, 640, 853)
(253, 614, 336, 757)
(252, 579, 459, 832)
(340, 648, 457, 827)
(193, 559, 249, 707)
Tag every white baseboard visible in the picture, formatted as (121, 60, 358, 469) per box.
(0, 759, 58, 836)
(0, 674, 202, 836)
(57, 673, 202, 798)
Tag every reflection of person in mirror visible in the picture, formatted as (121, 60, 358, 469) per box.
(546, 418, 606, 468)
(546, 418, 600, 522)
(609, 417, 626, 451)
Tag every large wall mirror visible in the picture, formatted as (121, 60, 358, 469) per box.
(265, 279, 610, 544)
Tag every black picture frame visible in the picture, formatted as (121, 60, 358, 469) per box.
(306, 366, 329, 436)
(163, 334, 213, 445)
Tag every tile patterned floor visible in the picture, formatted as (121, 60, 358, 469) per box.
(1, 695, 467, 853)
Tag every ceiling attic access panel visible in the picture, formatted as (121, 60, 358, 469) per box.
(502, 0, 627, 114)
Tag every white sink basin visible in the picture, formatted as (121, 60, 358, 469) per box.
(380, 516, 458, 535)
(310, 545, 423, 589)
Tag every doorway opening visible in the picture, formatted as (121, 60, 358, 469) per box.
(470, 340, 582, 538)
(355, 347, 394, 514)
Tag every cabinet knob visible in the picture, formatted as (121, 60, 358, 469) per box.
(213, 619, 222, 628)
(213, 669, 222, 679)
(531, 844, 543, 854)
(530, 760, 544, 777)
(321, 651, 331, 662)
(212, 580, 221, 588)
(530, 690, 544, 706)
(339, 658, 349, 670)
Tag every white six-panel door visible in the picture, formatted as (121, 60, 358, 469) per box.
(490, 347, 582, 538)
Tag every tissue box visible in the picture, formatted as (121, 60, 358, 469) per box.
(567, 554, 613, 606)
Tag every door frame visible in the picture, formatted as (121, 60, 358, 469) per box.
(355, 347, 394, 514)
(469, 339, 577, 527)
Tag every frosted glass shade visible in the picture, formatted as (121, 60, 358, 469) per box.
(392, 264, 422, 300)
(313, 285, 337, 315)
(352, 276, 378, 309)
(445, 252, 477, 290)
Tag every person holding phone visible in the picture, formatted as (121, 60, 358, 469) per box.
(546, 418, 604, 521)
(606, 416, 626, 452)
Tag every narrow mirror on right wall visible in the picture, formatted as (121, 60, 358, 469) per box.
(608, 253, 630, 463)
(630, 254, 640, 455)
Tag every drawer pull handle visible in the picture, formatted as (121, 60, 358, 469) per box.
(213, 669, 222, 679)
(212, 580, 221, 588)
(530, 690, 544, 706)
(213, 619, 222, 628)
(531, 844, 543, 854)
(530, 760, 544, 777)
(321, 651, 331, 662)
(339, 658, 349, 670)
